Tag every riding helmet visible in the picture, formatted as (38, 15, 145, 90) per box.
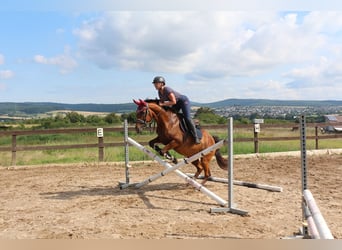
(152, 76, 166, 85)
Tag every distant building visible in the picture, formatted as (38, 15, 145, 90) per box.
(324, 114, 342, 123)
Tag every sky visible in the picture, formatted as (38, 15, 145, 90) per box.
(1, 1, 342, 104)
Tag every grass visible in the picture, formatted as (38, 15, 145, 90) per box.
(0, 126, 341, 166)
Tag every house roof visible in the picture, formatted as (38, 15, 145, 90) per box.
(324, 114, 342, 123)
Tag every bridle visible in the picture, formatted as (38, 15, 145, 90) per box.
(136, 103, 162, 127)
(136, 105, 153, 126)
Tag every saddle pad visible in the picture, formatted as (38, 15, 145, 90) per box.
(179, 118, 203, 139)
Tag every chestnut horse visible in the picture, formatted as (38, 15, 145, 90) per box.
(133, 99, 227, 185)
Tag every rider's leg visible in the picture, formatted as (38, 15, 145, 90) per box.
(178, 97, 201, 144)
(185, 118, 201, 144)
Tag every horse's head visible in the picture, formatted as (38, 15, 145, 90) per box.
(133, 99, 153, 133)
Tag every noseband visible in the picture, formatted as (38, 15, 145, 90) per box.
(136, 105, 152, 126)
(136, 103, 162, 126)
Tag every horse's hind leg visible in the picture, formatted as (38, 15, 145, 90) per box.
(199, 155, 212, 185)
(191, 159, 203, 179)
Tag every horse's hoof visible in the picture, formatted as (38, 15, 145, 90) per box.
(201, 179, 208, 186)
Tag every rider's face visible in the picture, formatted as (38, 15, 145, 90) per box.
(153, 82, 163, 90)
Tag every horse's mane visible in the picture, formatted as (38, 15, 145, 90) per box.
(144, 98, 160, 105)
(144, 98, 179, 114)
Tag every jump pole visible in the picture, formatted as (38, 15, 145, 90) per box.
(185, 175, 282, 192)
(210, 117, 248, 215)
(135, 139, 225, 188)
(303, 190, 333, 239)
(299, 115, 334, 239)
(118, 120, 227, 207)
(125, 137, 228, 207)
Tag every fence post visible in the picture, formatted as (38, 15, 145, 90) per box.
(315, 126, 319, 150)
(253, 119, 263, 154)
(98, 137, 104, 161)
(11, 134, 17, 166)
(253, 131, 259, 153)
(97, 128, 104, 162)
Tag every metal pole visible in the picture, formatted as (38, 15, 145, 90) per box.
(124, 120, 130, 184)
(300, 115, 309, 236)
(228, 116, 233, 209)
(303, 190, 334, 239)
(300, 115, 308, 192)
(185, 175, 282, 192)
(210, 117, 248, 215)
(135, 139, 225, 188)
(119, 120, 133, 189)
(126, 137, 228, 207)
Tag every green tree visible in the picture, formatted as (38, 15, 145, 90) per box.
(104, 113, 121, 124)
(65, 112, 85, 123)
(194, 107, 225, 124)
(121, 112, 136, 124)
(86, 115, 103, 125)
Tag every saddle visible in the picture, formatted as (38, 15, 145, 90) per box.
(177, 113, 203, 140)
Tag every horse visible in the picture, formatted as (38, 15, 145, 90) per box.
(133, 99, 228, 185)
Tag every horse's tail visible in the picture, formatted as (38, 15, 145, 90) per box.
(213, 135, 228, 170)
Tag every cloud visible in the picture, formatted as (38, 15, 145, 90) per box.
(0, 70, 14, 79)
(72, 11, 342, 101)
(56, 28, 65, 34)
(283, 54, 342, 90)
(74, 12, 204, 71)
(74, 12, 330, 76)
(33, 47, 78, 74)
(0, 54, 14, 81)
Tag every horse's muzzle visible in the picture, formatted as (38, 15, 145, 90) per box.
(135, 119, 147, 134)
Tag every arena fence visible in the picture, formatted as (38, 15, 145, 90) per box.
(0, 123, 341, 166)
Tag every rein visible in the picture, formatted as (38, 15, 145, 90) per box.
(136, 103, 162, 126)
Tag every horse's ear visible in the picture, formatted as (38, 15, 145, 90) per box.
(133, 99, 140, 105)
(139, 99, 147, 106)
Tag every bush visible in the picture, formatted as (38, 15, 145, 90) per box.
(194, 107, 225, 124)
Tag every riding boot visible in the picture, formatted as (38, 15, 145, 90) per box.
(187, 119, 201, 144)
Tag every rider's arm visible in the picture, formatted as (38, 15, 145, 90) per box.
(161, 92, 177, 106)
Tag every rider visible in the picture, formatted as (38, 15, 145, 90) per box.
(152, 76, 201, 144)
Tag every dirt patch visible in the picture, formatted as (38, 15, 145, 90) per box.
(0, 153, 341, 239)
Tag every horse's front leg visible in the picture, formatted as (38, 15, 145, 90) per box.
(159, 139, 178, 154)
(149, 137, 170, 157)
(149, 138, 178, 164)
(149, 137, 162, 154)
(159, 140, 180, 164)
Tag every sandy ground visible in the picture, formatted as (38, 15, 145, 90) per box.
(0, 152, 341, 239)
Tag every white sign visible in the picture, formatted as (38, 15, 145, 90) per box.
(97, 128, 104, 137)
(253, 119, 264, 124)
(254, 123, 260, 133)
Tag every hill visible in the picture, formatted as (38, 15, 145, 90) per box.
(1, 99, 342, 116)
(0, 102, 136, 116)
(196, 99, 342, 108)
